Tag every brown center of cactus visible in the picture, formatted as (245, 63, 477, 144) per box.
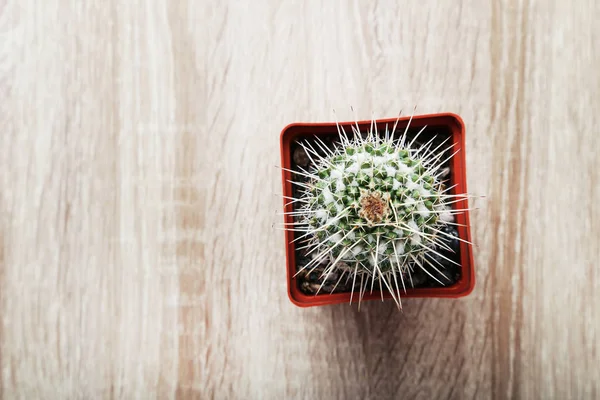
(359, 190, 390, 224)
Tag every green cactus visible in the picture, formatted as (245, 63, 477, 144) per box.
(287, 117, 470, 308)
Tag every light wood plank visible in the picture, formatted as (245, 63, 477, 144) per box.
(0, 0, 599, 399)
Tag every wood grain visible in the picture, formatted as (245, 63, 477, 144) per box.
(1, 0, 599, 399)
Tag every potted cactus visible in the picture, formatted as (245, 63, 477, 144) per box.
(279, 112, 475, 309)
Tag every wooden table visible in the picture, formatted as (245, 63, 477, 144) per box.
(1, 1, 599, 398)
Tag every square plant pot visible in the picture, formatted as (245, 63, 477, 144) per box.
(279, 113, 475, 308)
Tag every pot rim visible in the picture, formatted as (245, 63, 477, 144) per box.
(280, 113, 475, 307)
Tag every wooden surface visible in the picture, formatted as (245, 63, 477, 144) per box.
(1, 0, 599, 399)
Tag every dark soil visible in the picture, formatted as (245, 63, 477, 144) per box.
(287, 123, 462, 296)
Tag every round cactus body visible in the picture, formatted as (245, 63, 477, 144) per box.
(289, 121, 465, 308)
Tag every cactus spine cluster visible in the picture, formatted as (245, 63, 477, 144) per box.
(287, 117, 468, 308)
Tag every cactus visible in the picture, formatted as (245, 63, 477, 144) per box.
(284, 115, 472, 309)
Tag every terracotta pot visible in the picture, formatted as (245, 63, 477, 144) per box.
(279, 113, 475, 307)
